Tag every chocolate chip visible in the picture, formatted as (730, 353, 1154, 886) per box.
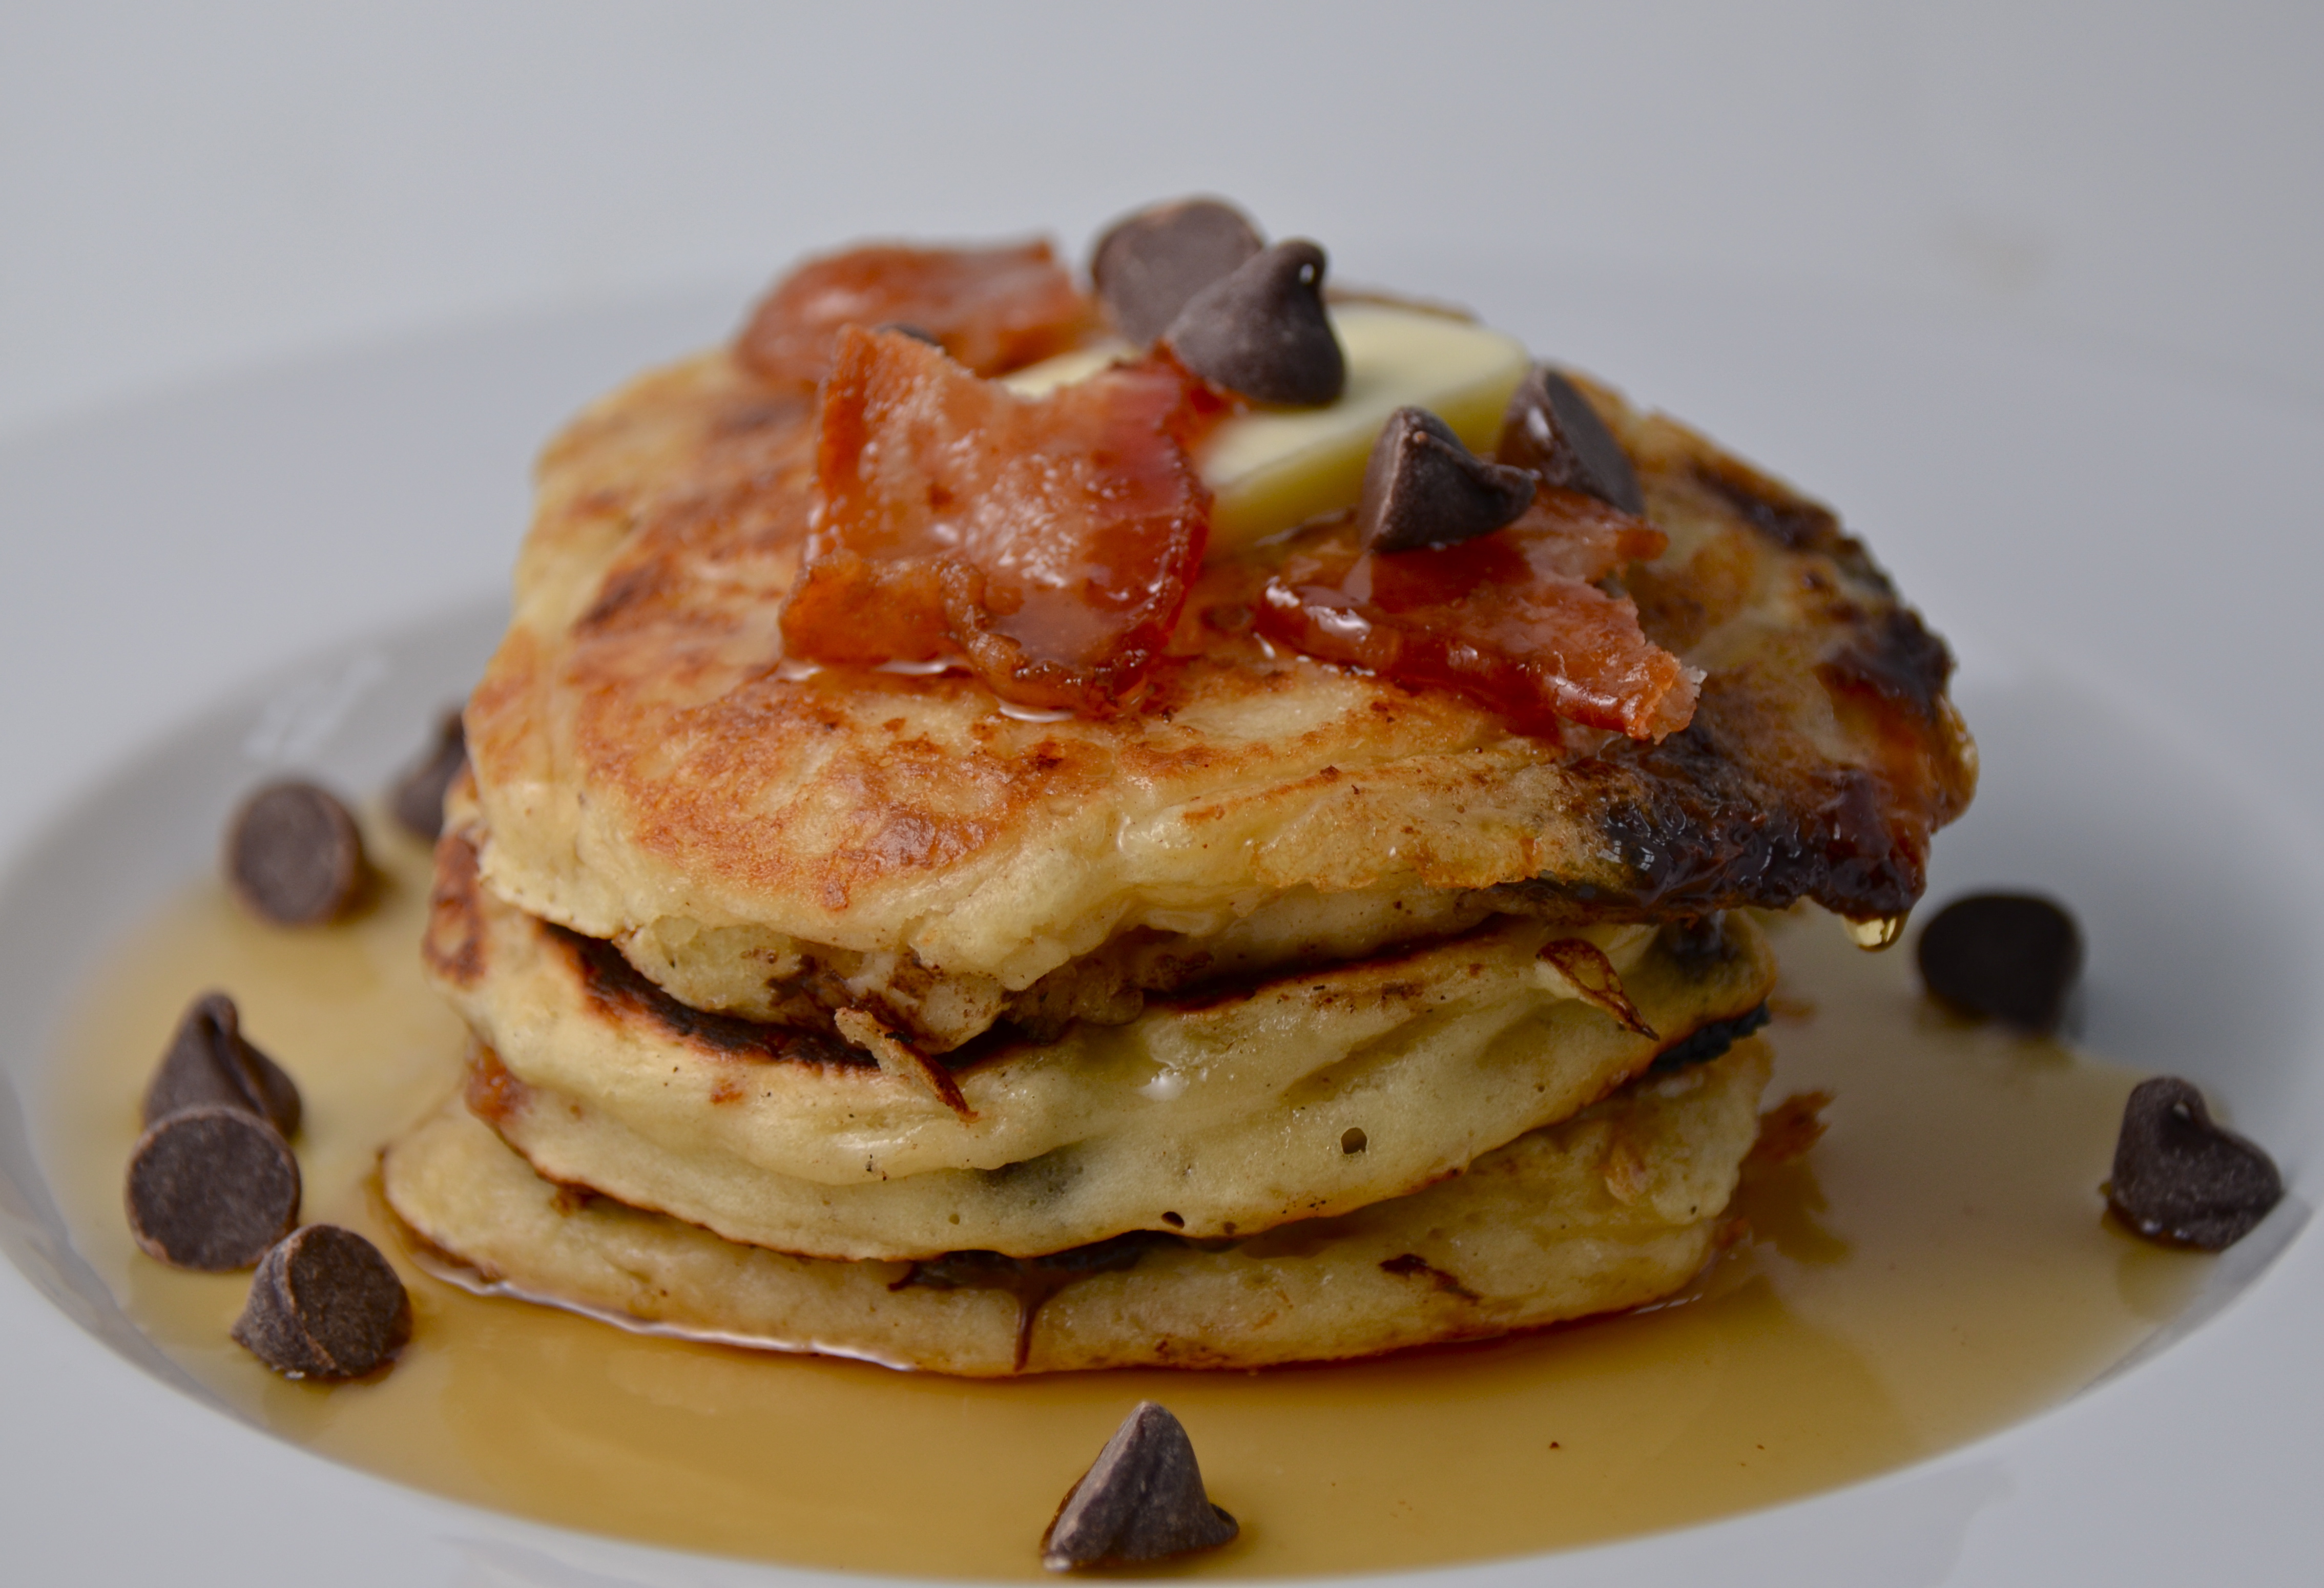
(232, 1224, 412, 1380)
(224, 780, 366, 926)
(390, 710, 467, 841)
(2108, 1077, 2283, 1250)
(125, 1106, 300, 1271)
(1042, 1401, 1237, 1571)
(1649, 1001, 1772, 1076)
(1359, 406, 1537, 553)
(1163, 240, 1344, 407)
(1915, 893, 2083, 1035)
(142, 992, 301, 1137)
(1496, 366, 1645, 516)
(1091, 198, 1264, 345)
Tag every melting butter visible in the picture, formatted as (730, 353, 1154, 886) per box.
(1004, 304, 1530, 553)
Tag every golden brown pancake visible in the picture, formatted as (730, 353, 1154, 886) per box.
(418, 813, 1776, 1260)
(384, 1038, 1770, 1375)
(464, 353, 1972, 1051)
(392, 229, 1972, 1377)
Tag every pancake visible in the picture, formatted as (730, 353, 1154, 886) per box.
(390, 216, 1972, 1379)
(465, 352, 1974, 1050)
(384, 1037, 1771, 1376)
(419, 811, 1777, 1260)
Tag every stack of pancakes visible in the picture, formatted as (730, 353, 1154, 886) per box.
(381, 327, 1974, 1375)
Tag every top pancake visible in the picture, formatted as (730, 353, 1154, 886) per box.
(467, 344, 1974, 1023)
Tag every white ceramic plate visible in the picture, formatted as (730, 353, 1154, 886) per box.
(2, 273, 2319, 1585)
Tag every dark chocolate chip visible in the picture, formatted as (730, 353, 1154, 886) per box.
(1042, 1401, 1237, 1572)
(390, 710, 467, 842)
(1496, 365, 1645, 516)
(232, 1224, 412, 1380)
(1915, 892, 2083, 1035)
(1091, 198, 1264, 345)
(1359, 406, 1537, 553)
(1163, 240, 1344, 406)
(125, 1106, 301, 1271)
(225, 780, 367, 926)
(142, 992, 301, 1138)
(2108, 1077, 2283, 1250)
(1648, 1001, 1772, 1075)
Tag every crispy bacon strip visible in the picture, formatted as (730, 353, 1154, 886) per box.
(779, 328, 1218, 715)
(1254, 488, 1699, 742)
(737, 240, 1091, 388)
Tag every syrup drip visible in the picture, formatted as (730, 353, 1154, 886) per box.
(1845, 912, 1910, 951)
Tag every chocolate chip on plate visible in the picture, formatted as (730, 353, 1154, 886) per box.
(1041, 1401, 1238, 1572)
(125, 1105, 301, 1271)
(1915, 892, 2083, 1035)
(1163, 240, 1345, 407)
(389, 710, 468, 842)
(1091, 197, 1264, 345)
(224, 780, 367, 926)
(2108, 1077, 2283, 1250)
(1359, 406, 1537, 553)
(141, 992, 301, 1137)
(1496, 365, 1646, 515)
(232, 1224, 412, 1380)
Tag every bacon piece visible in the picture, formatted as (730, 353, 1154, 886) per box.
(780, 328, 1218, 715)
(1255, 488, 1699, 742)
(737, 240, 1091, 388)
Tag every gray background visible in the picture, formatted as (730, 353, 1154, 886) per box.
(8, 0, 2320, 430)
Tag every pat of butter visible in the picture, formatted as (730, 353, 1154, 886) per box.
(1002, 304, 1531, 553)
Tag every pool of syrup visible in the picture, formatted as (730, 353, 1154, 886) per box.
(43, 821, 2206, 1579)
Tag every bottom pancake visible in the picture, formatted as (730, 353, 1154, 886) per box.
(383, 1038, 1770, 1376)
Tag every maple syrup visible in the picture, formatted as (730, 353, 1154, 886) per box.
(42, 823, 2206, 1579)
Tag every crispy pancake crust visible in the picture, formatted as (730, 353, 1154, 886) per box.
(383, 1039, 1770, 1375)
(465, 350, 1972, 1033)
(425, 823, 1777, 1259)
